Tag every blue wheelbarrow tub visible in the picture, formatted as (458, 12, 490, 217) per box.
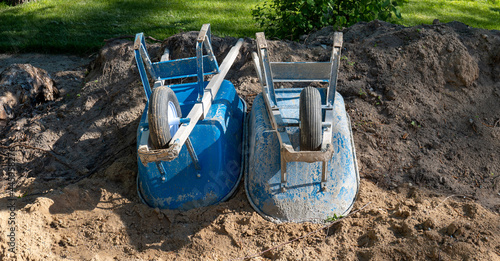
(137, 80, 246, 210)
(245, 88, 359, 223)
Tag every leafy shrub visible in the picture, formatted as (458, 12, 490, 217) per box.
(0, 0, 34, 6)
(253, 0, 408, 40)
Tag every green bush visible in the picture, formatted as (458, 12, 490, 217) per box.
(253, 0, 408, 40)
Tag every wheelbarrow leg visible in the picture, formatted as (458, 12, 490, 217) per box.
(186, 137, 201, 170)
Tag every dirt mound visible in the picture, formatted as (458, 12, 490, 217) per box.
(0, 64, 58, 126)
(1, 20, 499, 260)
(338, 21, 500, 211)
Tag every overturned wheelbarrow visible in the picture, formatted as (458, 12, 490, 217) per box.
(134, 24, 246, 210)
(246, 32, 359, 223)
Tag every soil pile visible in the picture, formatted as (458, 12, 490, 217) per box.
(0, 20, 499, 260)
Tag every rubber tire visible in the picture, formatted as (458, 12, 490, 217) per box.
(148, 86, 182, 149)
(299, 87, 322, 151)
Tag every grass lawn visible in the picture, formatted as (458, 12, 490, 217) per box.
(0, 0, 499, 54)
(0, 0, 261, 54)
(400, 0, 500, 30)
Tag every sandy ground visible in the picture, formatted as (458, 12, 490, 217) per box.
(0, 20, 499, 260)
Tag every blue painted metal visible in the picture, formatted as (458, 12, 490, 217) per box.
(133, 32, 219, 102)
(245, 88, 359, 223)
(134, 33, 153, 100)
(152, 56, 218, 80)
(137, 80, 246, 210)
(133, 25, 245, 210)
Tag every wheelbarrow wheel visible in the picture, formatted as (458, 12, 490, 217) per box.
(299, 87, 322, 151)
(148, 86, 182, 149)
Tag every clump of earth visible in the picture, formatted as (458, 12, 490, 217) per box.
(0, 20, 499, 260)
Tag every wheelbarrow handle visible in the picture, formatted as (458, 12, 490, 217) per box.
(327, 32, 343, 107)
(133, 32, 155, 101)
(197, 23, 211, 43)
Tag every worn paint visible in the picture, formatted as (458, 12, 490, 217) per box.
(245, 89, 359, 223)
(137, 80, 246, 210)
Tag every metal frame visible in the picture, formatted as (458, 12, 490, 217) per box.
(252, 32, 343, 191)
(134, 24, 220, 102)
(134, 24, 244, 165)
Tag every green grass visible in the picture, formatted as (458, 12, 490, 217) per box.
(0, 0, 261, 54)
(1, 0, 499, 54)
(400, 0, 500, 30)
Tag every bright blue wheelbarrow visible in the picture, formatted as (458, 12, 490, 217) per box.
(133, 24, 246, 210)
(246, 32, 359, 223)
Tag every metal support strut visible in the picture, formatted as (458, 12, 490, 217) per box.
(252, 32, 344, 192)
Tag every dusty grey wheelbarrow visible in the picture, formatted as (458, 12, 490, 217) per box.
(245, 32, 359, 223)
